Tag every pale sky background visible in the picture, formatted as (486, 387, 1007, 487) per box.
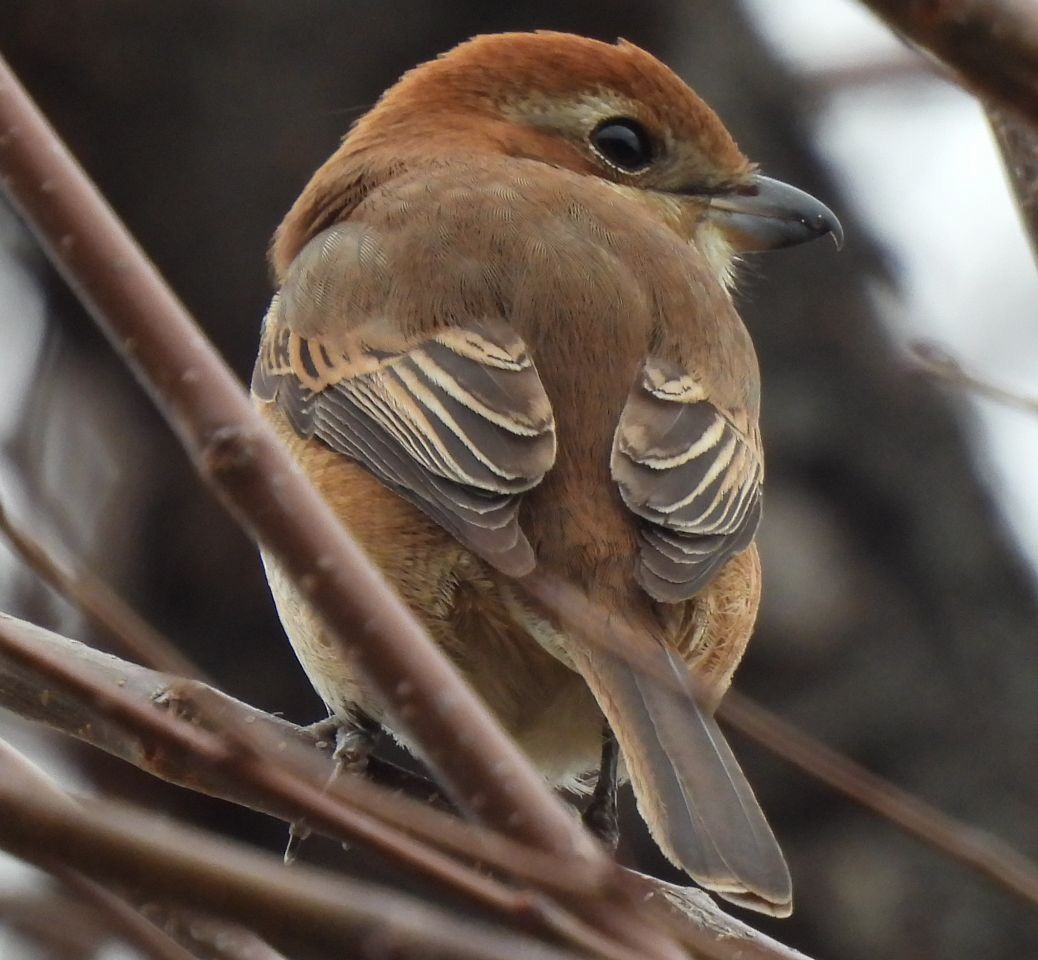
(745, 0, 1038, 566)
(1, 3, 1037, 955)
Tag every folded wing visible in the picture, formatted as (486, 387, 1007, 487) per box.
(253, 223, 556, 575)
(612, 357, 763, 602)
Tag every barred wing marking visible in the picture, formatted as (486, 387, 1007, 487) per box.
(612, 358, 763, 602)
(253, 224, 556, 575)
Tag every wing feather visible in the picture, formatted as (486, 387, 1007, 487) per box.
(253, 224, 556, 575)
(612, 358, 763, 601)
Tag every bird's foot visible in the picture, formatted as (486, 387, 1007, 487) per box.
(582, 727, 620, 854)
(287, 713, 381, 861)
(332, 716, 379, 775)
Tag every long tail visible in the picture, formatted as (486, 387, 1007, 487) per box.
(571, 640, 792, 916)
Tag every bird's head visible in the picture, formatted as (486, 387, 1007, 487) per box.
(275, 32, 841, 277)
(363, 33, 839, 255)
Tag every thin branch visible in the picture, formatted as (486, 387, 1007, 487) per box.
(0, 498, 204, 680)
(53, 870, 202, 960)
(0, 890, 112, 958)
(137, 906, 292, 960)
(0, 614, 601, 914)
(0, 615, 817, 960)
(0, 740, 201, 960)
(0, 741, 585, 960)
(719, 691, 1038, 913)
(858, 0, 1038, 124)
(0, 48, 685, 960)
(522, 569, 1038, 915)
(910, 340, 1038, 417)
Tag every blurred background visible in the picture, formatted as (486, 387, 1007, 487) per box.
(1, 1, 1037, 958)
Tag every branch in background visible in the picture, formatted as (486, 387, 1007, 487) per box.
(720, 691, 1038, 913)
(987, 105, 1038, 264)
(0, 740, 201, 960)
(138, 906, 292, 960)
(0, 499, 203, 681)
(522, 571, 1038, 915)
(910, 341, 1038, 417)
(0, 741, 585, 960)
(52, 869, 202, 960)
(858, 0, 1038, 124)
(0, 890, 112, 958)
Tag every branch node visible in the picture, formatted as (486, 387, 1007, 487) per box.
(200, 425, 260, 480)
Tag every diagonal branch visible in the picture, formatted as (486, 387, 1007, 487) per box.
(523, 569, 1038, 915)
(0, 613, 812, 960)
(858, 0, 1038, 124)
(719, 691, 1038, 913)
(0, 740, 585, 960)
(910, 341, 1038, 417)
(986, 104, 1038, 265)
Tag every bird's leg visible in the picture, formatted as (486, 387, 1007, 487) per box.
(301, 711, 381, 772)
(331, 712, 381, 775)
(582, 725, 620, 854)
(301, 713, 454, 808)
(286, 712, 382, 862)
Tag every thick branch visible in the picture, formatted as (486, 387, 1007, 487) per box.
(859, 0, 1038, 124)
(987, 105, 1038, 265)
(0, 742, 584, 960)
(0, 614, 814, 960)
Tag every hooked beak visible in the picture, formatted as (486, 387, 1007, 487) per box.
(700, 175, 843, 252)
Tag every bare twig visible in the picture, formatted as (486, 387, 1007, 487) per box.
(0, 614, 600, 910)
(0, 890, 112, 958)
(522, 569, 1038, 915)
(0, 47, 689, 960)
(910, 340, 1038, 417)
(0, 498, 204, 680)
(54, 870, 201, 960)
(987, 105, 1038, 265)
(720, 691, 1038, 913)
(0, 741, 586, 960)
(858, 0, 1038, 124)
(138, 906, 293, 960)
(0, 615, 819, 960)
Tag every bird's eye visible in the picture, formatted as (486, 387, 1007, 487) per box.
(590, 118, 655, 172)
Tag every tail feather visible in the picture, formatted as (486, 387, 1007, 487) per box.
(573, 642, 792, 916)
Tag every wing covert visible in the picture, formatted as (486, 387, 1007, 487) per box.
(612, 358, 762, 602)
(253, 224, 556, 576)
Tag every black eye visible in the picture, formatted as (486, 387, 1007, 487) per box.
(590, 118, 655, 172)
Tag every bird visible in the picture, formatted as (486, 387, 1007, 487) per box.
(252, 30, 841, 916)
